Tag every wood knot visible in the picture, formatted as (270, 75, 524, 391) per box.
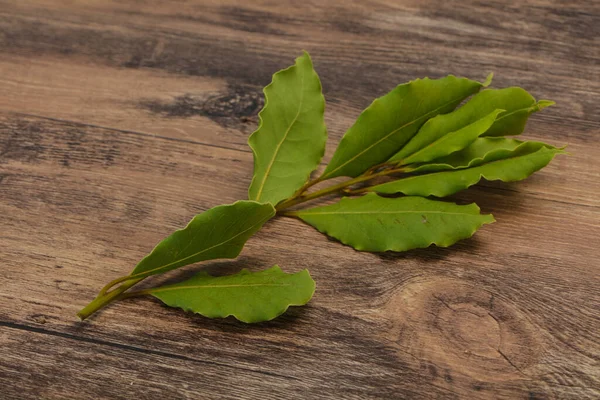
(382, 277, 542, 384)
(138, 85, 263, 129)
(202, 85, 264, 121)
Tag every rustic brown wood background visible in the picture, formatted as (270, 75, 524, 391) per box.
(1, 1, 599, 399)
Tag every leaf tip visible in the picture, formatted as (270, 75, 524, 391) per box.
(536, 100, 555, 110)
(482, 73, 494, 87)
(296, 50, 314, 67)
(558, 146, 571, 156)
(269, 264, 283, 272)
(484, 213, 496, 224)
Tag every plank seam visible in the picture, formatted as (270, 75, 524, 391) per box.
(0, 320, 300, 381)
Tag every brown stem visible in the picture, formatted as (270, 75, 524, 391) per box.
(276, 166, 406, 212)
(286, 176, 325, 202)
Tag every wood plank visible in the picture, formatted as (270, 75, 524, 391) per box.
(1, 114, 598, 398)
(0, 324, 304, 400)
(1, 0, 599, 398)
(1, 0, 598, 149)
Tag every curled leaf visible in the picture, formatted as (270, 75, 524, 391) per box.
(321, 75, 487, 180)
(405, 137, 557, 173)
(291, 193, 494, 252)
(149, 266, 316, 323)
(389, 87, 553, 163)
(248, 52, 327, 205)
(369, 144, 565, 197)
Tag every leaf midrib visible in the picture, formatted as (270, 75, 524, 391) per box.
(493, 102, 537, 123)
(130, 213, 273, 279)
(298, 210, 479, 217)
(151, 283, 292, 294)
(254, 67, 306, 201)
(323, 93, 474, 179)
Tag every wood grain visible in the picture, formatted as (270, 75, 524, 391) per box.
(1, 1, 599, 399)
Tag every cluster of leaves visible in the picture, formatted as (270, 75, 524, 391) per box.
(78, 52, 564, 323)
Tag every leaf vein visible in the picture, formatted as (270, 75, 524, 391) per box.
(152, 283, 292, 294)
(254, 67, 306, 201)
(130, 214, 273, 279)
(298, 210, 479, 216)
(323, 93, 469, 178)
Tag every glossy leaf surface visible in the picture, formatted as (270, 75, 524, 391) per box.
(129, 201, 275, 280)
(320, 75, 488, 180)
(248, 52, 327, 205)
(293, 193, 494, 252)
(389, 87, 553, 162)
(150, 266, 315, 323)
(370, 145, 564, 197)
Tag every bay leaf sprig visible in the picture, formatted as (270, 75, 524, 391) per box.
(78, 51, 564, 323)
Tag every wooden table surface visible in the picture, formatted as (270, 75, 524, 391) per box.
(1, 1, 599, 399)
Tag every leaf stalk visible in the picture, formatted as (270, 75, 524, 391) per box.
(97, 274, 139, 297)
(77, 277, 144, 320)
(276, 165, 405, 212)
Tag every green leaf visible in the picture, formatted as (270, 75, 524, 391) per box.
(405, 137, 554, 173)
(149, 266, 316, 323)
(291, 193, 494, 252)
(129, 201, 275, 280)
(389, 87, 553, 163)
(369, 144, 564, 197)
(248, 51, 327, 205)
(414, 87, 554, 141)
(320, 75, 488, 180)
(394, 109, 504, 166)
(485, 98, 554, 137)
